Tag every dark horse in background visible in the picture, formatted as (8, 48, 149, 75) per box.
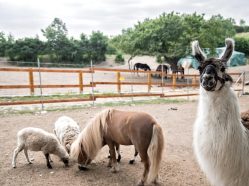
(155, 64, 168, 79)
(170, 63, 184, 79)
(134, 63, 151, 71)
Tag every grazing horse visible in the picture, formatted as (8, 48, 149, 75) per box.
(134, 63, 151, 71)
(155, 64, 168, 78)
(170, 63, 184, 79)
(70, 109, 164, 186)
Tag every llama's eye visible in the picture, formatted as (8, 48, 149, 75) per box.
(220, 66, 225, 72)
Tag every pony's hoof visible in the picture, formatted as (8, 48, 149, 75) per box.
(28, 162, 32, 164)
(117, 155, 121, 162)
(137, 181, 144, 186)
(129, 160, 135, 164)
(47, 165, 53, 169)
(12, 166, 16, 168)
(78, 165, 88, 171)
(111, 166, 119, 173)
(107, 162, 112, 167)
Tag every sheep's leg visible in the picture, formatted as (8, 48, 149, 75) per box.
(24, 148, 32, 164)
(129, 147, 139, 164)
(45, 153, 52, 169)
(12, 145, 24, 168)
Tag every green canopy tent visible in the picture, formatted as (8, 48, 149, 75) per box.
(216, 47, 246, 67)
(178, 48, 246, 69)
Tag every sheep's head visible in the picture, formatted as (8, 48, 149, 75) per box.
(192, 38, 234, 92)
(61, 156, 69, 167)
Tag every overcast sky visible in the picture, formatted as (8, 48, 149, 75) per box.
(0, 0, 248, 39)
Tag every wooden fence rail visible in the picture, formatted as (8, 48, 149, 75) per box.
(0, 67, 244, 106)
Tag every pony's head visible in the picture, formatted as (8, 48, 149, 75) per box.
(192, 38, 234, 92)
(70, 138, 91, 166)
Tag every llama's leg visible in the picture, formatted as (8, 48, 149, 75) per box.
(44, 153, 52, 169)
(12, 145, 24, 168)
(108, 143, 119, 173)
(24, 148, 32, 164)
(129, 147, 139, 164)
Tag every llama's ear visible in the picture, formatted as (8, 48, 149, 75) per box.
(192, 40, 206, 63)
(220, 38, 234, 64)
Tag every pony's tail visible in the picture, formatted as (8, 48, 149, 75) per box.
(70, 136, 81, 161)
(147, 124, 164, 184)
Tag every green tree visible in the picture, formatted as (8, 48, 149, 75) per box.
(5, 37, 44, 62)
(89, 31, 108, 64)
(42, 18, 70, 62)
(0, 32, 7, 56)
(111, 12, 236, 65)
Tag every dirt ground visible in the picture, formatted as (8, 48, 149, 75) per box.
(1, 95, 249, 186)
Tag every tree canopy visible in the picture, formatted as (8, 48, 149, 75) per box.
(0, 13, 247, 67)
(110, 12, 236, 65)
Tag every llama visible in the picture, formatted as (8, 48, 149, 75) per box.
(54, 116, 80, 153)
(193, 38, 249, 186)
(12, 127, 69, 169)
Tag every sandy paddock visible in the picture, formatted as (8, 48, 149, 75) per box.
(1, 95, 249, 186)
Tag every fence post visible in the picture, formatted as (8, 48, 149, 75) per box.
(28, 68, 34, 95)
(172, 74, 176, 90)
(79, 72, 83, 93)
(117, 71, 121, 93)
(242, 72, 245, 95)
(192, 75, 197, 88)
(147, 72, 152, 92)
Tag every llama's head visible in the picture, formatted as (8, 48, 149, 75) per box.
(192, 38, 234, 91)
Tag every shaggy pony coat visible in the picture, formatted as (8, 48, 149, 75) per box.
(70, 109, 164, 185)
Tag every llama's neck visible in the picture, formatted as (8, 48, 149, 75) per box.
(198, 85, 241, 129)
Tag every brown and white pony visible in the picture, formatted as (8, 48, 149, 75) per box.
(70, 108, 164, 186)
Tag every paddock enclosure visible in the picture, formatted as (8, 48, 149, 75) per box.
(0, 65, 246, 106)
(1, 96, 249, 186)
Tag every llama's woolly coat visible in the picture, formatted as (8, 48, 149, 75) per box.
(54, 116, 80, 152)
(194, 85, 249, 186)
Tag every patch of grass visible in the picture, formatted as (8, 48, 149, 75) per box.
(0, 97, 190, 116)
(236, 32, 249, 39)
(0, 93, 106, 102)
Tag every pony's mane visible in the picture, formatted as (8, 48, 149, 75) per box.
(77, 108, 112, 159)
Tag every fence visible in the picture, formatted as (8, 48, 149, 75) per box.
(0, 66, 245, 106)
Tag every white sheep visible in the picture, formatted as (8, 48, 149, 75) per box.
(53, 116, 80, 153)
(12, 127, 69, 169)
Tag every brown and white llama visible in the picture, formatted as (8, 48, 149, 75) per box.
(193, 38, 249, 186)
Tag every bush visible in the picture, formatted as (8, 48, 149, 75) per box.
(156, 55, 163, 63)
(235, 37, 249, 56)
(115, 53, 125, 63)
